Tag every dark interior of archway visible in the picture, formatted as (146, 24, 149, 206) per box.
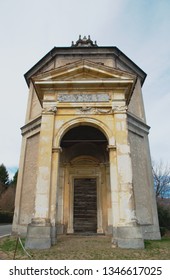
(60, 126, 108, 233)
(61, 125, 107, 148)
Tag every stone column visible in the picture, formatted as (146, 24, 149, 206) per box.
(110, 105, 144, 248)
(25, 107, 56, 249)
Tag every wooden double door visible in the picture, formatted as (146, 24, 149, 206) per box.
(73, 178, 97, 233)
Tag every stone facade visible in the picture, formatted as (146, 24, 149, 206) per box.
(12, 36, 160, 249)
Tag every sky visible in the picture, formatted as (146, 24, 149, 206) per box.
(0, 0, 170, 178)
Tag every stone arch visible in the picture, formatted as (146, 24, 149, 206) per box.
(54, 116, 114, 147)
(70, 155, 100, 166)
(55, 117, 112, 234)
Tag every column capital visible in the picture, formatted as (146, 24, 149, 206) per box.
(42, 106, 57, 115)
(107, 145, 117, 151)
(52, 147, 62, 153)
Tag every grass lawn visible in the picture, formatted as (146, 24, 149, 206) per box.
(0, 235, 170, 260)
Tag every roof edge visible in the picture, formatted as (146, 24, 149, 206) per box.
(24, 46, 147, 87)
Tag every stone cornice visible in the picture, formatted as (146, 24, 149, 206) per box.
(127, 112, 150, 135)
(21, 116, 41, 136)
(35, 79, 134, 86)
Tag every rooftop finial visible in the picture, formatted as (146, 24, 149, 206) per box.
(71, 35, 98, 47)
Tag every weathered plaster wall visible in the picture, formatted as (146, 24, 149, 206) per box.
(128, 130, 153, 224)
(128, 126, 160, 239)
(19, 133, 39, 225)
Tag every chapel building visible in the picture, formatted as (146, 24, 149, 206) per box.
(12, 36, 160, 249)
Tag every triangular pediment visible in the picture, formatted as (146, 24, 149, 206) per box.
(31, 59, 137, 103)
(32, 59, 136, 82)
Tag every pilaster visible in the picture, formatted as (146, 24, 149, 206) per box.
(12, 137, 27, 233)
(50, 147, 62, 244)
(108, 145, 119, 228)
(25, 107, 56, 249)
(109, 105, 144, 248)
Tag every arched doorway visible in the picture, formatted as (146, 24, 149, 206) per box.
(57, 125, 110, 234)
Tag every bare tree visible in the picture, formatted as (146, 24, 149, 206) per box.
(152, 160, 170, 198)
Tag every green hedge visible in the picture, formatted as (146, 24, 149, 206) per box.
(0, 211, 13, 223)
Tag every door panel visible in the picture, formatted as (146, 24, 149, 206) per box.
(74, 178, 97, 233)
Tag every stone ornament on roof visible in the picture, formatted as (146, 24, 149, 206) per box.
(71, 35, 98, 47)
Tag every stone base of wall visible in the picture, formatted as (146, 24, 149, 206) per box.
(112, 225, 144, 249)
(25, 223, 52, 249)
(12, 224, 27, 236)
(141, 225, 161, 240)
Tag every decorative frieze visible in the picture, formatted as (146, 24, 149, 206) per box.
(76, 106, 112, 115)
(97, 108, 112, 114)
(76, 106, 124, 115)
(76, 107, 96, 114)
(57, 93, 110, 103)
